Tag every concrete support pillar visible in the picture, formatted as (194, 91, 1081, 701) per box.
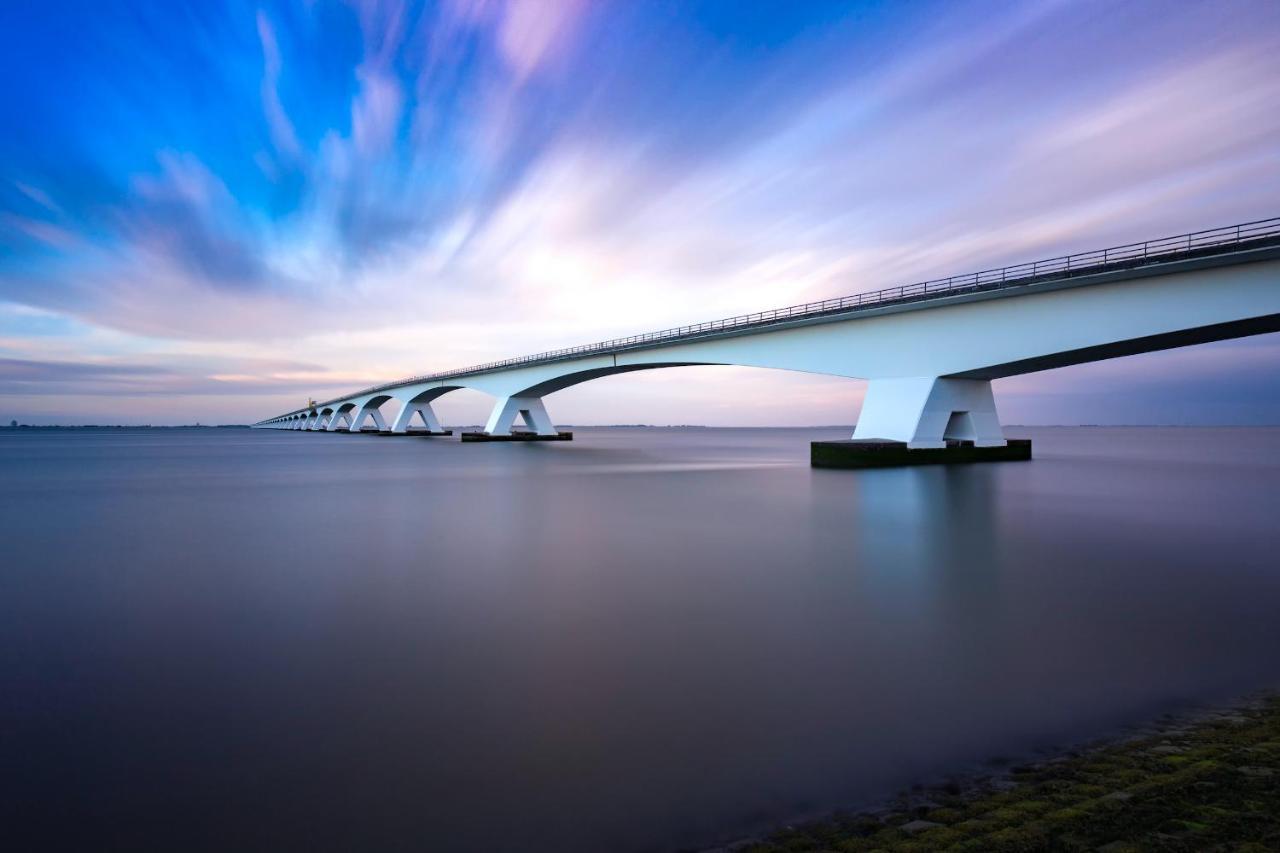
(483, 395, 558, 436)
(350, 406, 388, 432)
(853, 377, 1005, 449)
(390, 402, 444, 433)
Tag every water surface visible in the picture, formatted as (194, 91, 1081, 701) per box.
(3, 426, 1279, 851)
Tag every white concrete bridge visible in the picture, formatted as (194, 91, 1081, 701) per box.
(256, 218, 1280, 448)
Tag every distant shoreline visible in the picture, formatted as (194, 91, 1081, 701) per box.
(4, 424, 1279, 432)
(0, 424, 251, 430)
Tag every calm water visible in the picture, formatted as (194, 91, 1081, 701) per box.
(3, 426, 1279, 852)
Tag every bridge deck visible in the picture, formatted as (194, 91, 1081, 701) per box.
(263, 217, 1280, 422)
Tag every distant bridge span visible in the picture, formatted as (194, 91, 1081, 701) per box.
(256, 218, 1280, 448)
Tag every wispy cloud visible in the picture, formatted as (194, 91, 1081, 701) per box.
(0, 353, 375, 398)
(257, 10, 303, 162)
(0, 0, 1277, 424)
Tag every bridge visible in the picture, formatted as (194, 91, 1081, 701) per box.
(255, 217, 1280, 453)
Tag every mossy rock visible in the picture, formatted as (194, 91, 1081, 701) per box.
(1006, 799, 1052, 815)
(738, 697, 1280, 853)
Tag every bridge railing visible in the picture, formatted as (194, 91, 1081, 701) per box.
(273, 216, 1280, 418)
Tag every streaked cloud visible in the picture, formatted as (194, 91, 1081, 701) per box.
(257, 9, 304, 162)
(0, 0, 1277, 424)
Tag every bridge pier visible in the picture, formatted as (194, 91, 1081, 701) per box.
(465, 395, 571, 441)
(484, 396, 557, 436)
(347, 406, 386, 432)
(390, 401, 446, 434)
(816, 376, 1027, 468)
(853, 377, 1006, 448)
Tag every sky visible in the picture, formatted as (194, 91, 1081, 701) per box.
(1, 0, 1278, 427)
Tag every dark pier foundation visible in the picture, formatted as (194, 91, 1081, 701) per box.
(376, 430, 454, 437)
(461, 431, 573, 442)
(811, 438, 1031, 469)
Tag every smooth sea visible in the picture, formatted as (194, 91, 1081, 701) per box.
(3, 426, 1279, 851)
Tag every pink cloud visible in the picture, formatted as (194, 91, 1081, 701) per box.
(497, 0, 584, 81)
(1, 214, 80, 250)
(352, 67, 405, 155)
(15, 182, 60, 212)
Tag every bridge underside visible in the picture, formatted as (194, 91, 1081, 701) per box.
(951, 313, 1280, 380)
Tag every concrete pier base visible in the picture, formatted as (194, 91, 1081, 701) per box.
(376, 430, 454, 437)
(812, 438, 1031, 469)
(461, 431, 573, 442)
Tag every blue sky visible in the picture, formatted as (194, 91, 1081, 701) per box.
(1, 0, 1278, 425)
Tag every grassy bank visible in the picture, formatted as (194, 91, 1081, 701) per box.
(735, 695, 1279, 853)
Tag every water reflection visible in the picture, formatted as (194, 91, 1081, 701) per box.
(1, 427, 1279, 852)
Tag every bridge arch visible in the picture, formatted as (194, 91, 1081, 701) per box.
(349, 394, 396, 432)
(451, 361, 720, 436)
(382, 385, 465, 433)
(504, 362, 711, 398)
(330, 402, 356, 430)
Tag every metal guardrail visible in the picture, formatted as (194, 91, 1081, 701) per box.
(262, 216, 1280, 422)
